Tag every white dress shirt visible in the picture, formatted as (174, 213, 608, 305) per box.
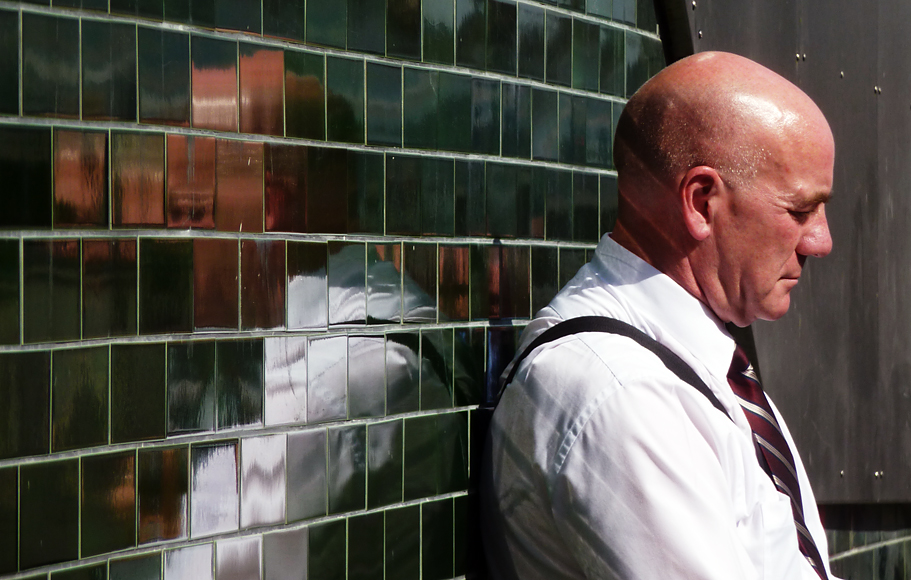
(481, 234, 834, 580)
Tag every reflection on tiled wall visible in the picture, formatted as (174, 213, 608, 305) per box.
(0, 0, 662, 577)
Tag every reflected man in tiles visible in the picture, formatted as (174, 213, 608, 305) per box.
(483, 52, 837, 579)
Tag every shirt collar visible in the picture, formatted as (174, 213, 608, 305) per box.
(551, 234, 737, 379)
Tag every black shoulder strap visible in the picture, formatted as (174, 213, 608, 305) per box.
(497, 316, 733, 421)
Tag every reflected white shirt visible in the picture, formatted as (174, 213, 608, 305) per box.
(481, 234, 834, 580)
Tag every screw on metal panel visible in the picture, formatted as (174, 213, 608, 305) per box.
(874, 471, 883, 478)
(839, 470, 844, 477)
(698, 30, 703, 38)
(840, 71, 844, 78)
(802, 54, 807, 60)
(692, 0, 696, 8)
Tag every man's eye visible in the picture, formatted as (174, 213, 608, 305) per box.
(789, 209, 813, 223)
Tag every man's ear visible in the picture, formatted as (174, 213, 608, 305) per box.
(680, 166, 724, 242)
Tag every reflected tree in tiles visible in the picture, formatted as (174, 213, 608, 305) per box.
(168, 341, 217, 434)
(263, 528, 307, 580)
(284, 50, 325, 141)
(0, 351, 50, 460)
(216, 339, 264, 429)
(348, 512, 384, 580)
(287, 241, 329, 329)
(81, 451, 136, 557)
(139, 446, 189, 544)
(138, 28, 191, 126)
(264, 336, 308, 426)
(287, 428, 327, 522)
(215, 139, 264, 233)
(241, 239, 286, 330)
(239, 44, 284, 136)
(0, 126, 52, 229)
(167, 135, 216, 229)
(216, 537, 262, 580)
(110, 553, 162, 580)
(22, 13, 79, 118)
(240, 435, 286, 528)
(52, 346, 108, 452)
(192, 36, 238, 132)
(83, 239, 138, 339)
(54, 130, 108, 228)
(194, 238, 239, 330)
(112, 132, 165, 227)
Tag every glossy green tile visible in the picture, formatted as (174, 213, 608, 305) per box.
(82, 21, 137, 121)
(307, 147, 349, 234)
(327, 56, 365, 144)
(284, 51, 325, 140)
(348, 0, 385, 54)
(388, 0, 421, 60)
(309, 519, 346, 580)
(637, 0, 657, 32)
(307, 335, 348, 422)
(348, 335, 386, 418)
(601, 173, 619, 233)
(471, 78, 500, 154)
(110, 0, 164, 19)
(307, 0, 346, 48)
(241, 240, 286, 330)
(542, 167, 573, 240)
(54, 130, 109, 228)
(83, 239, 137, 339)
(587, 0, 610, 18)
(497, 245, 531, 318)
(51, 563, 106, 580)
(402, 242, 437, 319)
(423, 0, 454, 65)
(22, 13, 79, 117)
(516, 165, 543, 238)
(573, 19, 600, 91)
(439, 245, 469, 321)
(367, 420, 403, 508)
(487, 0, 517, 74)
(386, 154, 422, 235)
(612, 99, 623, 142)
(0, 240, 17, 345)
(110, 553, 162, 580)
(573, 172, 599, 242)
(328, 425, 367, 513)
(531, 245, 558, 314)
(517, 4, 544, 81)
(367, 63, 402, 146)
(263, 0, 304, 41)
(626, 33, 664, 96)
(558, 93, 580, 165)
(24, 240, 80, 343)
(560, 247, 588, 288)
(20, 459, 79, 569)
(613, 0, 636, 25)
(216, 339, 264, 429)
(0, 127, 52, 228)
(348, 151, 385, 234)
(186, 0, 217, 28)
(328, 241, 367, 325)
(502, 83, 531, 159)
(454, 494, 469, 576)
(421, 328, 454, 409)
(585, 96, 613, 168)
(386, 331, 420, 414)
(0, 467, 15, 574)
(438, 72, 471, 152)
(422, 498, 454, 580)
(191, 36, 238, 133)
(139, 446, 189, 543)
(546, 12, 572, 87)
(0, 351, 49, 460)
(367, 244, 403, 323)
(403, 411, 467, 500)
(54, 0, 107, 9)
(531, 88, 558, 161)
(599, 26, 626, 96)
(287, 429, 327, 521)
(455, 0, 485, 69)
(348, 512, 384, 580)
(112, 343, 166, 443)
(52, 346, 108, 453)
(193, 239, 238, 330)
(215, 0, 261, 33)
(139, 239, 193, 334)
(138, 28, 191, 126)
(453, 326, 484, 406)
(454, 160, 486, 236)
(168, 341, 216, 434)
(403, 68, 438, 150)
(263, 528, 307, 580)
(486, 326, 518, 400)
(82, 452, 136, 557)
(487, 162, 517, 238)
(422, 157, 455, 236)
(0, 10, 17, 115)
(385, 505, 420, 579)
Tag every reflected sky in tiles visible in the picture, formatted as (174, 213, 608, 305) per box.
(240, 435, 286, 528)
(264, 336, 307, 426)
(191, 442, 238, 538)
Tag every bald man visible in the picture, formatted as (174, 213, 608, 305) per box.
(481, 52, 837, 580)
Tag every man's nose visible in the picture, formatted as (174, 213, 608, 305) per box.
(797, 207, 833, 258)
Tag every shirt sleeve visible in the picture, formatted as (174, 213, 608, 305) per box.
(547, 367, 818, 580)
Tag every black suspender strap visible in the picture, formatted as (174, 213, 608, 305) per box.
(497, 316, 733, 422)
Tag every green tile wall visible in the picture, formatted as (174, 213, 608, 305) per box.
(0, 0, 662, 577)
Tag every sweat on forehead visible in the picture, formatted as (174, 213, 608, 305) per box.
(613, 51, 830, 188)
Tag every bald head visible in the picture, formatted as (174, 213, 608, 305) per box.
(614, 52, 833, 191)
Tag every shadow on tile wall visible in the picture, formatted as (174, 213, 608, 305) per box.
(0, 0, 663, 577)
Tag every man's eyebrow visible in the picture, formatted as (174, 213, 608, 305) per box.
(794, 191, 831, 206)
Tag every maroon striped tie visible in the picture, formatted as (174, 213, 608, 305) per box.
(727, 346, 828, 579)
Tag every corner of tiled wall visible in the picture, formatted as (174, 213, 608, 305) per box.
(0, 0, 664, 578)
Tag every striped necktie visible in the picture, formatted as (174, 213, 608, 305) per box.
(727, 346, 828, 580)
